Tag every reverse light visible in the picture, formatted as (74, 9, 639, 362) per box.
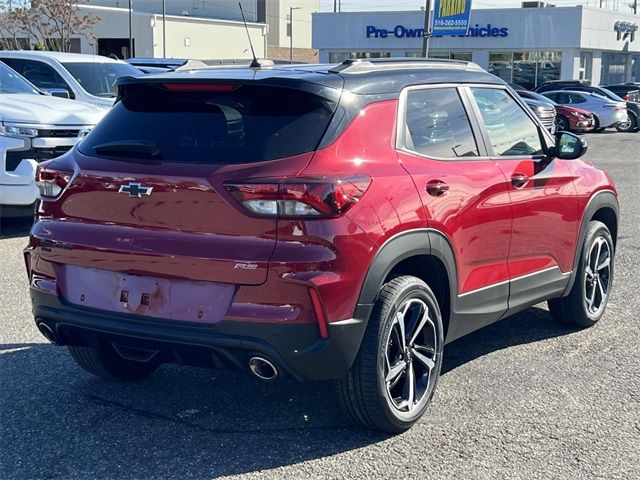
(224, 175, 372, 218)
(36, 165, 73, 199)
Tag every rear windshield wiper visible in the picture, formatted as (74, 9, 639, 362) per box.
(93, 140, 163, 161)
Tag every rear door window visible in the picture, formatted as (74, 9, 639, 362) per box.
(79, 83, 337, 164)
(402, 87, 479, 159)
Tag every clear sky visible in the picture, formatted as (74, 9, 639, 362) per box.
(318, 0, 635, 12)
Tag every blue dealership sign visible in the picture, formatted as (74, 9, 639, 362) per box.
(432, 0, 473, 36)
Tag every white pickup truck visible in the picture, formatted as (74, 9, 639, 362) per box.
(0, 62, 108, 216)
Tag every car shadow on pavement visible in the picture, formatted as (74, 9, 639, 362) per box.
(0, 306, 578, 479)
(442, 305, 580, 375)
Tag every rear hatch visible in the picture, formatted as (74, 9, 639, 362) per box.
(33, 74, 342, 305)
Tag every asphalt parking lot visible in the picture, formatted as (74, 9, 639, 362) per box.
(1, 131, 639, 480)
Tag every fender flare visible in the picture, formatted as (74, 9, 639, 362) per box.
(562, 190, 619, 296)
(353, 228, 459, 325)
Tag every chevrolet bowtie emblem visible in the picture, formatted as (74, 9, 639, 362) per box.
(118, 182, 153, 198)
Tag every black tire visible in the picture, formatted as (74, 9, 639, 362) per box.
(555, 115, 570, 132)
(68, 343, 160, 381)
(592, 116, 605, 133)
(548, 220, 614, 328)
(337, 276, 444, 433)
(615, 111, 638, 133)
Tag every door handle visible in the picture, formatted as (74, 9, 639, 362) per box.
(426, 180, 449, 197)
(511, 173, 529, 188)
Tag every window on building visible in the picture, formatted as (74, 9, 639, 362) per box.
(489, 53, 513, 83)
(405, 51, 423, 58)
(0, 38, 30, 50)
(404, 87, 479, 159)
(580, 52, 593, 81)
(451, 52, 472, 62)
(490, 52, 561, 89)
(329, 51, 391, 62)
(602, 53, 628, 85)
(329, 52, 349, 63)
(429, 51, 451, 59)
(471, 88, 542, 157)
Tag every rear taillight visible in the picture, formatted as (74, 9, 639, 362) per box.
(224, 175, 371, 218)
(622, 95, 629, 100)
(36, 165, 73, 199)
(603, 104, 625, 110)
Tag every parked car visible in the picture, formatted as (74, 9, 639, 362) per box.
(557, 85, 639, 133)
(542, 90, 627, 132)
(517, 90, 594, 133)
(521, 97, 556, 133)
(0, 62, 107, 216)
(0, 51, 142, 107)
(533, 79, 591, 94)
(602, 83, 640, 102)
(26, 58, 618, 433)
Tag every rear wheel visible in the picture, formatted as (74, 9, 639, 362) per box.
(615, 111, 638, 132)
(337, 276, 444, 433)
(548, 220, 614, 327)
(68, 343, 160, 381)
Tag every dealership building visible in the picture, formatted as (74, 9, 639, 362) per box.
(312, 5, 640, 88)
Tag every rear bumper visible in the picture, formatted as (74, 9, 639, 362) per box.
(30, 288, 366, 381)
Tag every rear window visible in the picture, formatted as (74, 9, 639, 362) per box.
(79, 84, 336, 164)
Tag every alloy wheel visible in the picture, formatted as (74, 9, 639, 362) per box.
(383, 298, 438, 414)
(584, 236, 611, 316)
(555, 116, 568, 132)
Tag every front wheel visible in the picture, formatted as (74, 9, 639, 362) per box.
(555, 115, 570, 132)
(337, 276, 444, 433)
(548, 220, 614, 327)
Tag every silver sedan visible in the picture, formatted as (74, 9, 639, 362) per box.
(542, 90, 628, 131)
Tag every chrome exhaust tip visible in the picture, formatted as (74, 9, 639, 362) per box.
(248, 356, 279, 381)
(37, 322, 57, 344)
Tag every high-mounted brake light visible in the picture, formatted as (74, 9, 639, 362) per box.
(224, 176, 371, 218)
(161, 83, 238, 92)
(36, 165, 73, 199)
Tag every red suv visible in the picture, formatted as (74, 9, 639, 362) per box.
(25, 59, 619, 433)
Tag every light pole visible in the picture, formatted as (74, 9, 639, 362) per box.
(162, 0, 166, 58)
(421, 0, 432, 58)
(128, 0, 133, 58)
(289, 6, 301, 63)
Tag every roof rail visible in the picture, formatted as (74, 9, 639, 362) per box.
(329, 57, 482, 74)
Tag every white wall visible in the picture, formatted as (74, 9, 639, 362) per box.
(152, 14, 266, 59)
(90, 0, 259, 23)
(275, 0, 318, 49)
(76, 5, 266, 60)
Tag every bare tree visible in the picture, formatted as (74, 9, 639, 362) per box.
(0, 1, 99, 52)
(0, 1, 28, 50)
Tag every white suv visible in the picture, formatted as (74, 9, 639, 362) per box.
(0, 51, 141, 108)
(0, 62, 107, 214)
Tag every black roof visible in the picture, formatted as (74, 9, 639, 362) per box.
(117, 58, 503, 96)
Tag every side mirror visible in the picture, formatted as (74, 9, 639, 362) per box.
(44, 88, 70, 99)
(552, 131, 588, 159)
